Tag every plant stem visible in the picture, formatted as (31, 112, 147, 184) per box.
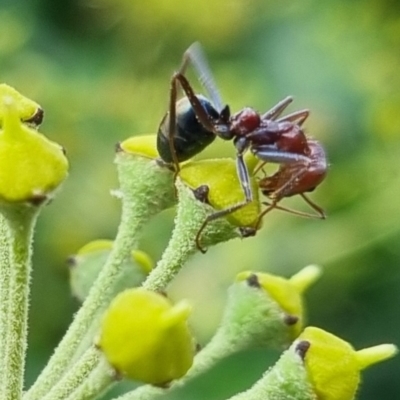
(143, 180, 238, 292)
(142, 184, 199, 292)
(0, 205, 39, 400)
(65, 357, 115, 400)
(226, 348, 313, 400)
(0, 214, 11, 394)
(24, 155, 174, 400)
(24, 203, 147, 400)
(41, 347, 101, 400)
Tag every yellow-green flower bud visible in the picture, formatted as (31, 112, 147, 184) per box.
(236, 265, 321, 338)
(190, 267, 321, 370)
(179, 157, 260, 229)
(99, 288, 194, 385)
(298, 326, 398, 400)
(114, 134, 176, 224)
(0, 96, 68, 204)
(76, 239, 153, 274)
(69, 240, 154, 302)
(120, 134, 160, 160)
(0, 84, 43, 126)
(228, 326, 396, 400)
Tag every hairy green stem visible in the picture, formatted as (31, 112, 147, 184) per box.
(142, 183, 199, 292)
(143, 179, 238, 291)
(1, 205, 39, 400)
(24, 155, 174, 400)
(0, 214, 10, 393)
(65, 357, 115, 400)
(226, 348, 313, 400)
(24, 207, 139, 400)
(41, 347, 100, 400)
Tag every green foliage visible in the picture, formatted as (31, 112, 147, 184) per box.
(1, 0, 399, 399)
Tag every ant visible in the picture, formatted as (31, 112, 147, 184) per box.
(157, 42, 327, 252)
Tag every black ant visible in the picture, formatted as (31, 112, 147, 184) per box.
(157, 42, 327, 252)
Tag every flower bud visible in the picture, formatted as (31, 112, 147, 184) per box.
(120, 134, 161, 160)
(0, 84, 43, 127)
(69, 240, 153, 302)
(236, 265, 321, 338)
(0, 96, 68, 204)
(98, 288, 194, 385)
(228, 326, 397, 400)
(298, 326, 398, 400)
(115, 135, 176, 224)
(184, 266, 321, 386)
(179, 156, 260, 230)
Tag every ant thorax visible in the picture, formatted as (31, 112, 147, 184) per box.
(274, 124, 310, 155)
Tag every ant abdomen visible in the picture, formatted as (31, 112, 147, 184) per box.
(157, 95, 219, 163)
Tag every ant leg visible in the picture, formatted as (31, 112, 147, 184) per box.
(182, 42, 224, 113)
(254, 200, 278, 230)
(254, 146, 311, 165)
(236, 153, 253, 203)
(174, 73, 218, 133)
(253, 161, 267, 175)
(195, 153, 254, 253)
(300, 194, 326, 219)
(262, 200, 325, 219)
(262, 96, 293, 120)
(195, 197, 252, 253)
(269, 166, 308, 200)
(277, 110, 310, 126)
(167, 71, 220, 179)
(255, 192, 322, 230)
(166, 43, 224, 174)
(168, 74, 181, 176)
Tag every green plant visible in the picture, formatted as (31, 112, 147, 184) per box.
(0, 86, 396, 400)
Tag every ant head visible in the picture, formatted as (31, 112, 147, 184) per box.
(232, 107, 261, 135)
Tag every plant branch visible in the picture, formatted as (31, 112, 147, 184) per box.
(1, 205, 39, 400)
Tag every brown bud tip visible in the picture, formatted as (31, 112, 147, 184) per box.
(28, 192, 48, 206)
(284, 314, 299, 326)
(112, 368, 124, 381)
(239, 226, 257, 237)
(192, 184, 210, 203)
(296, 340, 311, 360)
(25, 107, 44, 126)
(66, 255, 77, 267)
(246, 273, 261, 288)
(115, 142, 123, 153)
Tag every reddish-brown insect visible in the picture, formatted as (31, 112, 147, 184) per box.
(157, 42, 327, 251)
(254, 136, 327, 228)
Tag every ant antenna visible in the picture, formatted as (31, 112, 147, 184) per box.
(184, 42, 225, 113)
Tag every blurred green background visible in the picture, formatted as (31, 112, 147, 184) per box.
(2, 0, 399, 398)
